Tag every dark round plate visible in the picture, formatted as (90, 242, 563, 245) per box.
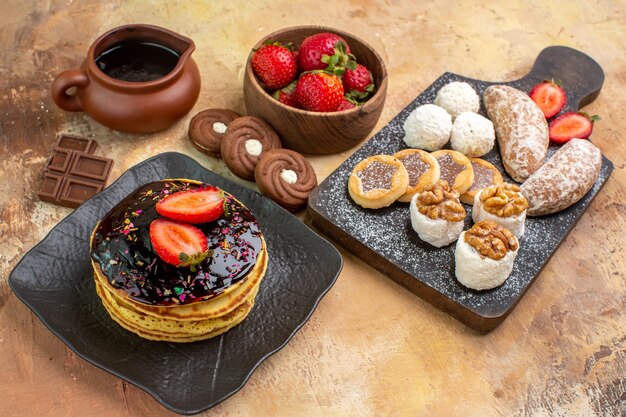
(9, 152, 342, 415)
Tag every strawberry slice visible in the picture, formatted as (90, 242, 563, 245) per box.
(149, 219, 209, 269)
(529, 80, 567, 118)
(156, 187, 224, 224)
(548, 112, 600, 144)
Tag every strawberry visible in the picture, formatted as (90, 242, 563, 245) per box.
(251, 42, 297, 90)
(342, 63, 375, 97)
(272, 80, 299, 108)
(335, 97, 358, 111)
(156, 187, 225, 224)
(529, 79, 567, 118)
(298, 32, 351, 71)
(295, 71, 344, 112)
(548, 112, 600, 144)
(149, 219, 209, 269)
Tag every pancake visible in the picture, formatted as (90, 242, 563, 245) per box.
(90, 179, 267, 342)
(95, 279, 259, 342)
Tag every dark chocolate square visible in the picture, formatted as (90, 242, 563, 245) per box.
(46, 149, 75, 174)
(69, 153, 113, 182)
(59, 178, 103, 208)
(38, 173, 66, 203)
(55, 134, 97, 154)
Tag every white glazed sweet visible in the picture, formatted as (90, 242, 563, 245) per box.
(402, 104, 452, 151)
(410, 193, 464, 248)
(450, 112, 495, 157)
(472, 189, 527, 238)
(454, 230, 518, 291)
(434, 81, 480, 120)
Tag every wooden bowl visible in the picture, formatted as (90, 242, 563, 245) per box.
(243, 26, 388, 155)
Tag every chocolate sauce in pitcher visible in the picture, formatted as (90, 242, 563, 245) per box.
(95, 41, 180, 82)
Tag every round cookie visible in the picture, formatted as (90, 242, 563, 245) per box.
(188, 109, 241, 157)
(348, 155, 409, 209)
(393, 149, 440, 202)
(221, 116, 282, 180)
(460, 158, 503, 204)
(255, 149, 318, 212)
(430, 150, 474, 195)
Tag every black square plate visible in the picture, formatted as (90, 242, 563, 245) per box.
(9, 152, 343, 414)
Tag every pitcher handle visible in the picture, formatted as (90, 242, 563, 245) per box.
(51, 69, 89, 112)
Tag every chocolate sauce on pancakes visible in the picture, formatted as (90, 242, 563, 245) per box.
(357, 161, 396, 192)
(91, 180, 262, 306)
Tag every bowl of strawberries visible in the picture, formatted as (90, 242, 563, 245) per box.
(244, 26, 388, 155)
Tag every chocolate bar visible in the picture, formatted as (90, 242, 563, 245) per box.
(38, 135, 113, 208)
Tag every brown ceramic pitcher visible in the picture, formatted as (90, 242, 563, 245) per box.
(51, 24, 201, 133)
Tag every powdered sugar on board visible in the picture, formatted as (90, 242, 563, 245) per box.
(308, 71, 613, 323)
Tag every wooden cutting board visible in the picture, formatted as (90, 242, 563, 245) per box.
(307, 46, 613, 332)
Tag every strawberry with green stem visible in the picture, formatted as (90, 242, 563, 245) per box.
(298, 32, 352, 71)
(548, 112, 600, 144)
(251, 41, 297, 90)
(149, 219, 209, 270)
(295, 71, 344, 112)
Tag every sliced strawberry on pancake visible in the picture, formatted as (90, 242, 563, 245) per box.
(149, 218, 209, 269)
(156, 186, 225, 224)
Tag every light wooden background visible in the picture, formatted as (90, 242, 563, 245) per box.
(0, 1, 624, 416)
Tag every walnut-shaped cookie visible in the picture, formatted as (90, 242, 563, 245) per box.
(188, 109, 241, 157)
(455, 220, 519, 290)
(348, 155, 409, 209)
(255, 149, 317, 212)
(221, 116, 282, 180)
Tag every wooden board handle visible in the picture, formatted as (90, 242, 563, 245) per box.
(516, 46, 604, 109)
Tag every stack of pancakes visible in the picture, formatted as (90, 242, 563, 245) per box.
(91, 242, 267, 342)
(89, 179, 267, 343)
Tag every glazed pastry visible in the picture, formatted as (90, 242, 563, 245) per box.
(460, 158, 503, 205)
(450, 112, 495, 157)
(409, 180, 466, 247)
(483, 85, 549, 182)
(221, 116, 282, 180)
(472, 183, 528, 238)
(393, 149, 440, 202)
(521, 138, 602, 216)
(188, 109, 241, 157)
(434, 81, 480, 120)
(455, 220, 519, 291)
(255, 149, 318, 212)
(402, 104, 452, 151)
(430, 150, 474, 195)
(348, 154, 409, 209)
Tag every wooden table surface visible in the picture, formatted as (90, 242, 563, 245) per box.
(1, 1, 624, 416)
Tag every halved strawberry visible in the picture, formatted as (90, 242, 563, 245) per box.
(156, 187, 224, 224)
(149, 219, 209, 269)
(529, 80, 567, 118)
(548, 112, 600, 144)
